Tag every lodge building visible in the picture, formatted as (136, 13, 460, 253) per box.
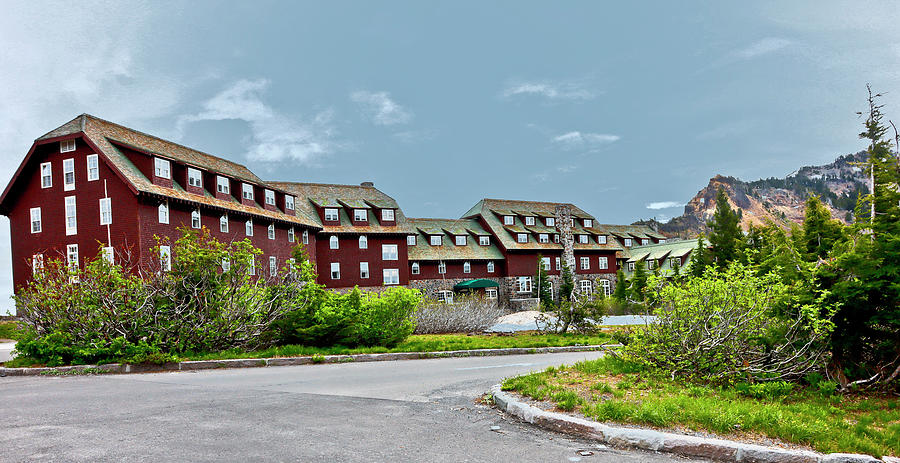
(0, 115, 668, 308)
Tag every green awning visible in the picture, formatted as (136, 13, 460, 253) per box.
(453, 279, 500, 290)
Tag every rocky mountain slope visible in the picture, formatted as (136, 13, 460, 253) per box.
(642, 152, 870, 238)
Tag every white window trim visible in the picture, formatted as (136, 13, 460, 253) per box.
(545, 217, 555, 227)
(32, 254, 44, 276)
(160, 246, 171, 272)
(517, 276, 532, 293)
(525, 216, 535, 226)
(463, 261, 471, 273)
(63, 158, 75, 191)
(66, 244, 79, 271)
(354, 209, 368, 222)
(265, 189, 275, 206)
(382, 244, 398, 261)
(330, 262, 340, 279)
(191, 209, 201, 229)
(86, 154, 99, 181)
(580, 257, 590, 270)
(222, 258, 231, 271)
(324, 208, 339, 222)
(542, 257, 551, 271)
(154, 158, 171, 179)
(268, 223, 275, 240)
(599, 279, 612, 296)
(60, 139, 76, 153)
(248, 257, 256, 276)
(285, 195, 295, 210)
(246, 219, 254, 237)
(503, 216, 514, 225)
(407, 235, 417, 246)
(579, 235, 588, 244)
(583, 219, 593, 228)
(158, 202, 169, 224)
(539, 234, 548, 243)
(188, 167, 203, 188)
(383, 268, 399, 285)
(556, 257, 561, 270)
(360, 262, 370, 279)
(269, 256, 278, 277)
(598, 256, 608, 270)
(487, 261, 495, 273)
(242, 183, 254, 201)
(624, 238, 632, 247)
(381, 209, 395, 222)
(220, 215, 229, 233)
(359, 235, 368, 249)
(99, 198, 112, 226)
(64, 196, 77, 235)
(479, 236, 489, 246)
(216, 175, 230, 194)
(437, 290, 454, 304)
(598, 235, 607, 244)
(40, 162, 52, 188)
(288, 227, 295, 243)
(438, 261, 446, 274)
(628, 262, 635, 271)
(411, 262, 420, 275)
(485, 288, 498, 299)
(517, 234, 528, 243)
(30, 207, 42, 233)
(455, 235, 466, 246)
(580, 280, 593, 294)
(330, 235, 339, 249)
(302, 230, 309, 244)
(430, 235, 442, 246)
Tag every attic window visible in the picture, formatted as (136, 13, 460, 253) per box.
(539, 234, 549, 243)
(503, 216, 514, 225)
(598, 235, 607, 244)
(641, 239, 649, 245)
(407, 235, 416, 246)
(382, 209, 395, 221)
(188, 168, 202, 188)
(154, 158, 171, 179)
(624, 238, 632, 247)
(242, 183, 254, 201)
(285, 195, 295, 210)
(546, 217, 555, 227)
(525, 216, 535, 226)
(354, 209, 368, 221)
(455, 235, 466, 246)
(60, 139, 76, 153)
(216, 176, 230, 194)
(583, 219, 593, 228)
(265, 189, 275, 206)
(479, 236, 489, 246)
(579, 235, 588, 244)
(517, 233, 528, 243)
(324, 208, 339, 222)
(430, 235, 442, 246)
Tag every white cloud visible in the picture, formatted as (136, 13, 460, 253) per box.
(552, 131, 620, 149)
(350, 90, 412, 126)
(646, 201, 683, 210)
(178, 79, 340, 165)
(501, 80, 596, 101)
(557, 164, 577, 173)
(733, 38, 792, 60)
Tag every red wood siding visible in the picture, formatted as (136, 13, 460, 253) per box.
(409, 260, 498, 280)
(315, 234, 408, 288)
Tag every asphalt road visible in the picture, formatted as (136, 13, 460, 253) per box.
(1, 352, 704, 462)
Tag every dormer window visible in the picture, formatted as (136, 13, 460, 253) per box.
(579, 235, 588, 244)
(265, 189, 275, 206)
(659, 239, 666, 244)
(324, 208, 339, 221)
(354, 209, 368, 221)
(583, 219, 593, 228)
(598, 235, 607, 244)
(517, 233, 528, 243)
(525, 216, 535, 226)
(539, 234, 549, 243)
(381, 209, 395, 221)
(624, 238, 632, 247)
(641, 239, 649, 245)
(217, 176, 230, 194)
(60, 139, 76, 153)
(285, 195, 295, 210)
(479, 236, 489, 246)
(546, 217, 555, 227)
(154, 158, 171, 179)
(430, 235, 442, 246)
(188, 168, 202, 188)
(407, 235, 417, 246)
(242, 183, 254, 201)
(554, 234, 560, 243)
(455, 235, 466, 246)
(503, 216, 514, 225)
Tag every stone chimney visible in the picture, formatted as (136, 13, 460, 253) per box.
(360, 181, 374, 187)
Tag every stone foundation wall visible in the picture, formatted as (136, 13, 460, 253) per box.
(408, 277, 503, 300)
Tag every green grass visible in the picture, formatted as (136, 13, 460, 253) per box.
(502, 356, 899, 458)
(0, 321, 24, 341)
(4, 332, 610, 367)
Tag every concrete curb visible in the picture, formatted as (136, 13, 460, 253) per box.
(490, 385, 894, 463)
(0, 344, 607, 377)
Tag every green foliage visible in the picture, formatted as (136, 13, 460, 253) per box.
(612, 269, 628, 302)
(13, 331, 175, 367)
(628, 258, 649, 302)
(534, 254, 553, 307)
(801, 195, 845, 260)
(707, 188, 744, 267)
(559, 262, 575, 302)
(0, 321, 24, 340)
(735, 381, 795, 400)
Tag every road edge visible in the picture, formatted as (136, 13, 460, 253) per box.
(0, 344, 608, 377)
(490, 384, 895, 463)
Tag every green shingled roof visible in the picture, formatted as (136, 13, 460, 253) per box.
(407, 218, 504, 261)
(622, 239, 702, 262)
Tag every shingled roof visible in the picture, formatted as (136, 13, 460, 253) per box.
(268, 181, 411, 235)
(597, 223, 666, 240)
(461, 198, 622, 252)
(3, 114, 318, 227)
(620, 238, 702, 262)
(407, 218, 505, 261)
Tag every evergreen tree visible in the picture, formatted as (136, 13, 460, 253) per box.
(534, 254, 553, 307)
(688, 236, 710, 277)
(707, 188, 744, 267)
(612, 269, 628, 302)
(559, 262, 575, 302)
(629, 259, 649, 302)
(801, 195, 844, 260)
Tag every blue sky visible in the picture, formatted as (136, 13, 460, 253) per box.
(2, 1, 900, 313)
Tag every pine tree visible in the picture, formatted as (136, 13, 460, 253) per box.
(629, 258, 648, 302)
(534, 254, 553, 307)
(707, 188, 744, 268)
(688, 236, 710, 277)
(801, 195, 844, 260)
(612, 269, 628, 302)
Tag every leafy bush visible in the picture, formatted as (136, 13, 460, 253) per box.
(735, 381, 795, 400)
(13, 331, 175, 367)
(414, 294, 506, 334)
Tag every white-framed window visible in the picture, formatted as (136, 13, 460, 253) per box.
(191, 209, 201, 229)
(86, 154, 99, 181)
(598, 235, 607, 244)
(430, 235, 442, 246)
(646, 259, 656, 270)
(60, 139, 76, 153)
(265, 189, 275, 206)
(187, 168, 202, 188)
(242, 183, 254, 201)
(542, 257, 551, 271)
(525, 216, 535, 226)
(599, 279, 611, 296)
(359, 235, 368, 249)
(438, 261, 447, 274)
(158, 202, 169, 224)
(624, 238, 632, 247)
(159, 245, 171, 272)
(382, 244, 398, 260)
(40, 162, 52, 188)
(487, 261, 495, 273)
(599, 256, 608, 270)
(407, 235, 417, 246)
(383, 268, 399, 285)
(285, 195, 295, 210)
(642, 239, 650, 245)
(437, 290, 454, 303)
(64, 196, 77, 235)
(221, 258, 231, 271)
(330, 235, 339, 249)
(503, 215, 514, 225)
(580, 279, 592, 294)
(219, 215, 228, 233)
(324, 208, 339, 221)
(517, 276, 532, 293)
(580, 256, 590, 270)
(670, 257, 681, 267)
(268, 223, 275, 240)
(32, 254, 44, 276)
(330, 262, 340, 279)
(245, 219, 254, 236)
(463, 261, 471, 273)
(546, 217, 555, 227)
(659, 239, 667, 244)
(583, 219, 593, 228)
(359, 262, 370, 279)
(455, 235, 466, 246)
(517, 233, 528, 243)
(248, 257, 256, 276)
(485, 288, 498, 299)
(302, 230, 309, 244)
(269, 256, 277, 277)
(556, 257, 561, 270)
(30, 207, 42, 233)
(579, 235, 588, 244)
(63, 158, 75, 191)
(354, 209, 367, 221)
(628, 262, 635, 271)
(154, 158, 171, 179)
(288, 228, 295, 243)
(99, 198, 112, 225)
(216, 176, 230, 194)
(479, 236, 490, 246)
(554, 234, 560, 243)
(539, 234, 549, 243)
(411, 262, 420, 275)
(382, 209, 395, 221)
(66, 244, 79, 271)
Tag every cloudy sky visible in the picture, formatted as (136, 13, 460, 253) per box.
(2, 1, 900, 313)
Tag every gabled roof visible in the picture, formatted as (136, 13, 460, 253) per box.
(407, 218, 504, 261)
(462, 198, 621, 252)
(597, 223, 666, 240)
(268, 181, 410, 235)
(621, 238, 702, 262)
(2, 114, 318, 228)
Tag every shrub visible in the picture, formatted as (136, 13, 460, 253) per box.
(14, 331, 175, 367)
(735, 381, 795, 400)
(414, 294, 506, 334)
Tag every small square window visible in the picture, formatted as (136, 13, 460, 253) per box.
(583, 219, 593, 228)
(381, 209, 395, 222)
(580, 280, 592, 294)
(455, 235, 466, 246)
(545, 217, 555, 227)
(154, 158, 171, 179)
(479, 236, 489, 246)
(503, 216, 514, 225)
(265, 189, 275, 206)
(217, 176, 230, 194)
(485, 288, 498, 299)
(407, 235, 417, 246)
(382, 268, 399, 285)
(641, 239, 649, 245)
(598, 235, 607, 244)
(525, 216, 535, 226)
(354, 209, 368, 221)
(624, 238, 632, 247)
(578, 235, 588, 244)
(60, 139, 76, 153)
(382, 244, 398, 260)
(188, 168, 202, 188)
(517, 233, 528, 243)
(324, 208, 339, 221)
(242, 183, 254, 200)
(539, 234, 549, 243)
(430, 235, 442, 246)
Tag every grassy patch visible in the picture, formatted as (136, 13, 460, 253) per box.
(0, 321, 24, 341)
(502, 356, 899, 458)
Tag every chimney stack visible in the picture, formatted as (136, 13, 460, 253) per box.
(360, 181, 374, 187)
